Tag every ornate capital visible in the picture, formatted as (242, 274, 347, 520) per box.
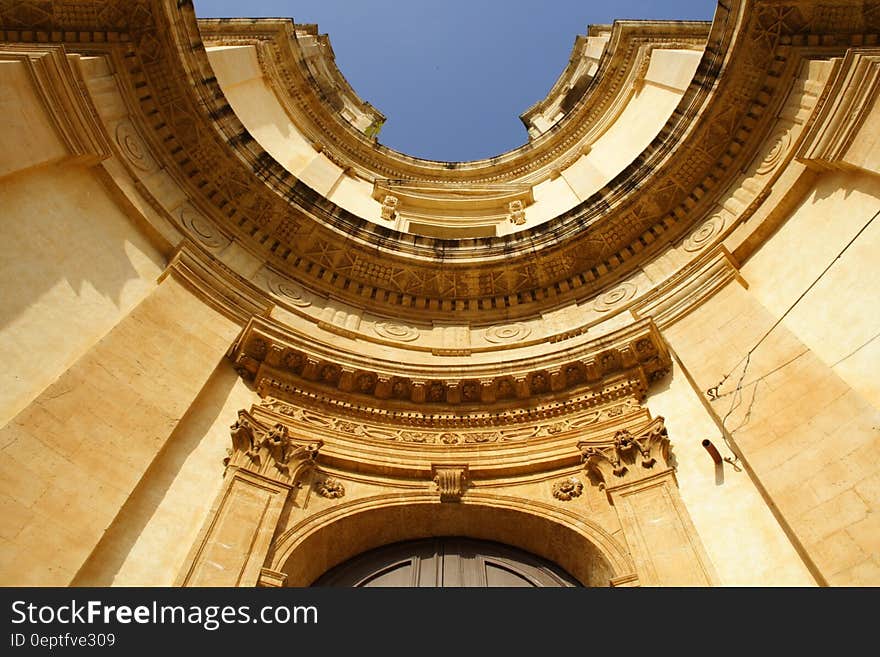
(578, 417, 670, 490)
(432, 464, 469, 502)
(225, 410, 322, 486)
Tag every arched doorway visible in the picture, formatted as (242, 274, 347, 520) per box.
(269, 494, 635, 587)
(313, 537, 582, 587)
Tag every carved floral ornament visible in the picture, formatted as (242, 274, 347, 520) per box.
(552, 477, 584, 501)
(226, 410, 322, 485)
(261, 394, 645, 444)
(316, 477, 345, 499)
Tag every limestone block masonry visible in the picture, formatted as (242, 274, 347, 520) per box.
(0, 0, 878, 587)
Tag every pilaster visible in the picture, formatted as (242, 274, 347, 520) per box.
(580, 418, 719, 586)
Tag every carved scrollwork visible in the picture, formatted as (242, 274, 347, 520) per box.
(464, 431, 499, 444)
(440, 432, 461, 445)
(228, 413, 259, 464)
(225, 411, 322, 485)
(579, 417, 670, 489)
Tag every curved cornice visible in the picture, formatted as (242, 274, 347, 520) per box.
(198, 17, 709, 184)
(1, 0, 876, 324)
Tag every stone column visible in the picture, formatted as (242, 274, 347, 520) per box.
(177, 411, 321, 587)
(580, 418, 718, 586)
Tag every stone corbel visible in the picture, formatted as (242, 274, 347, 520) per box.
(432, 464, 469, 502)
(410, 379, 426, 403)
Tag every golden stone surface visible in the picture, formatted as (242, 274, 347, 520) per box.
(1, 0, 878, 587)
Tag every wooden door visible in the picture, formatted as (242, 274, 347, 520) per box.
(313, 537, 581, 587)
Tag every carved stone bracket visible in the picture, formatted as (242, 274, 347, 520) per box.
(432, 464, 469, 502)
(225, 409, 322, 486)
(578, 416, 670, 491)
(257, 568, 288, 588)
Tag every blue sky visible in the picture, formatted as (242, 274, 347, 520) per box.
(193, 1, 717, 162)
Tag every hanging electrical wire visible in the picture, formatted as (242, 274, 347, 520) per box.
(706, 206, 880, 430)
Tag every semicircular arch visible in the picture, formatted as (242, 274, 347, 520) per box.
(270, 491, 635, 587)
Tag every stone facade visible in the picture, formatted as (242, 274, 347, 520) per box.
(0, 0, 878, 587)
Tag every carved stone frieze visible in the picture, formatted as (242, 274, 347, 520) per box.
(232, 315, 670, 410)
(258, 376, 649, 436)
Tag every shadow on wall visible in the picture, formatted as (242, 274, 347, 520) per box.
(0, 162, 166, 425)
(70, 360, 242, 586)
(0, 163, 164, 331)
